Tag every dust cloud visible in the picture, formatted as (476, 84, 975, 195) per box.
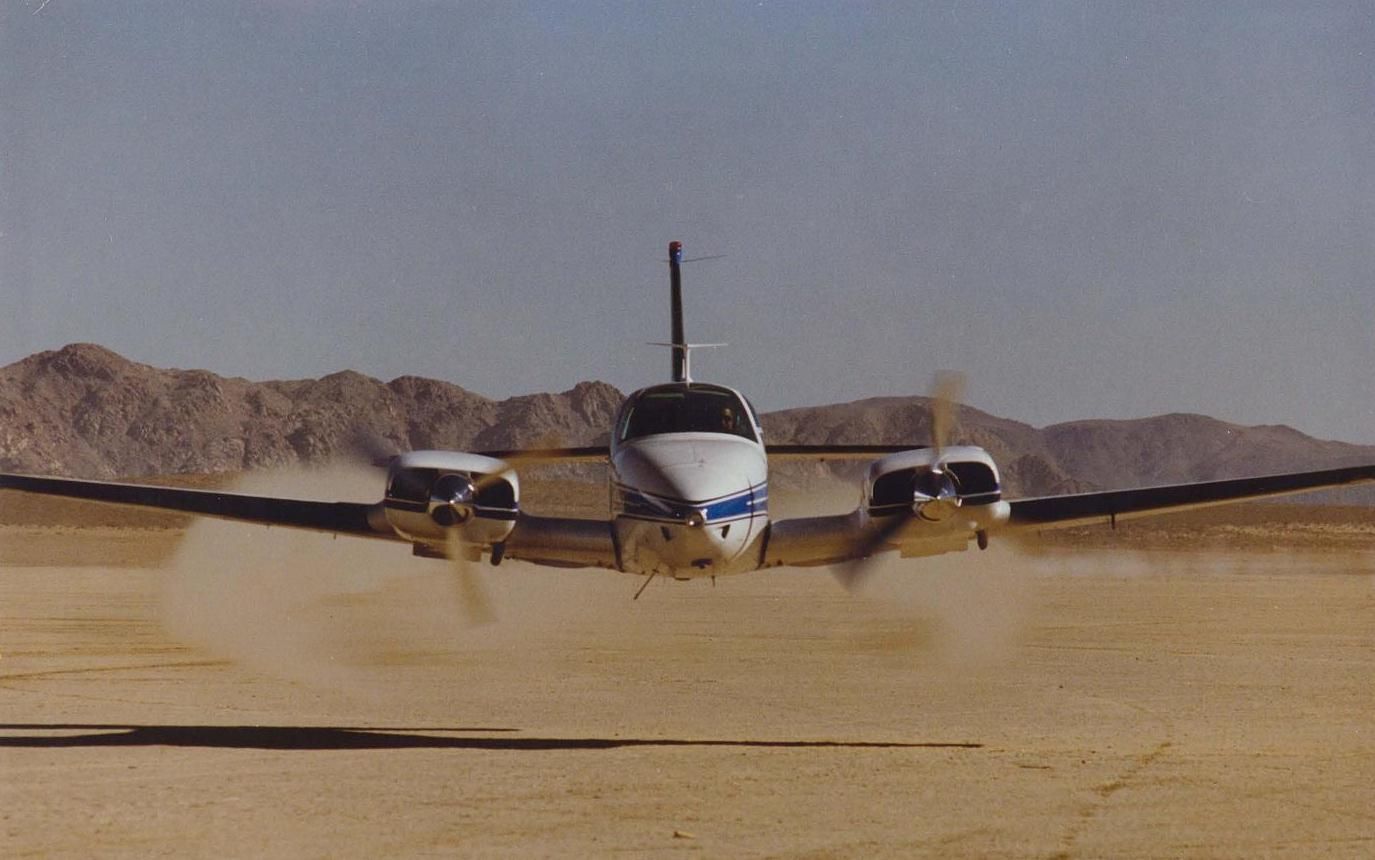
(774, 477, 1034, 666)
(158, 467, 649, 696)
(840, 545, 1032, 666)
(159, 470, 1304, 694)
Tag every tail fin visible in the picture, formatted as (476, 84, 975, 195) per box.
(651, 240, 724, 383)
(669, 241, 687, 382)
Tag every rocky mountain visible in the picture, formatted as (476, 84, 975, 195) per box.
(0, 344, 619, 479)
(3, 344, 1373, 500)
(762, 399, 1375, 498)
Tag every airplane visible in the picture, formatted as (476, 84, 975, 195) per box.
(4, 240, 1375, 599)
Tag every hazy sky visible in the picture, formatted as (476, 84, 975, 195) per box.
(3, 2, 1373, 441)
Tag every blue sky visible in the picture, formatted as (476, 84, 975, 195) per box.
(3, 2, 1374, 441)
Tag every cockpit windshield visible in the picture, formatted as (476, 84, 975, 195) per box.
(619, 386, 757, 442)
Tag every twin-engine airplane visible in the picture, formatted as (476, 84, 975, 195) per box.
(5, 241, 1375, 595)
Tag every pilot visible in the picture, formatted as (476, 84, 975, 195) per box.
(719, 406, 737, 433)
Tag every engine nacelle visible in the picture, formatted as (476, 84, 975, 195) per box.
(864, 446, 1006, 526)
(382, 450, 519, 550)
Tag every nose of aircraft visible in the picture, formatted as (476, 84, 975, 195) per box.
(613, 436, 764, 511)
(665, 502, 733, 571)
(613, 436, 768, 576)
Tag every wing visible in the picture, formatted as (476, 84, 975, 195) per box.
(502, 514, 619, 569)
(763, 463, 1375, 568)
(0, 445, 612, 538)
(473, 446, 609, 463)
(1006, 463, 1375, 530)
(1, 470, 619, 570)
(762, 511, 870, 568)
(0, 472, 397, 539)
(765, 444, 926, 462)
(478, 444, 927, 464)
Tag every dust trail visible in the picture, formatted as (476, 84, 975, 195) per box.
(161, 467, 439, 689)
(773, 478, 1034, 666)
(829, 542, 1339, 666)
(833, 544, 1032, 666)
(157, 467, 648, 694)
(159, 470, 1344, 692)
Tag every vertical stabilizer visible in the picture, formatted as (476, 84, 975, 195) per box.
(651, 240, 723, 383)
(669, 241, 687, 382)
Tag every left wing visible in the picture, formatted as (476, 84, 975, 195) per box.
(1005, 463, 1375, 530)
(764, 444, 925, 462)
(765, 463, 1375, 569)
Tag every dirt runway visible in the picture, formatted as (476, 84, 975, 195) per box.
(2, 512, 1373, 857)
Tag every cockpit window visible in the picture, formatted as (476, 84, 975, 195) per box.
(619, 386, 758, 442)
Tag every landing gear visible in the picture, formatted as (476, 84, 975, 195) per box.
(976, 529, 989, 551)
(634, 572, 657, 600)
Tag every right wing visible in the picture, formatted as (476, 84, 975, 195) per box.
(472, 446, 609, 463)
(503, 514, 619, 569)
(1, 471, 623, 571)
(0, 472, 397, 539)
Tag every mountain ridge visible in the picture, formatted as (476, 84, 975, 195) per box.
(3, 344, 1373, 500)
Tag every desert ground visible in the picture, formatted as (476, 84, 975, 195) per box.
(2, 473, 1373, 858)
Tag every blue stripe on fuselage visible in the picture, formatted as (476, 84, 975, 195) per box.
(613, 482, 768, 525)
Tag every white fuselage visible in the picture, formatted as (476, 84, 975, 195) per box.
(610, 433, 769, 578)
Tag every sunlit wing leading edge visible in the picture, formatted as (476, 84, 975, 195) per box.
(1006, 464, 1375, 530)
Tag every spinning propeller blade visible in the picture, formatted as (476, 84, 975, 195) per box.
(834, 371, 968, 592)
(469, 431, 566, 493)
(929, 370, 966, 455)
(437, 432, 567, 622)
(446, 529, 496, 625)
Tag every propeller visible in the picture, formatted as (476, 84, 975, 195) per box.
(428, 432, 569, 625)
(429, 473, 478, 526)
(445, 529, 495, 625)
(429, 467, 508, 625)
(462, 430, 571, 503)
(929, 370, 965, 455)
(834, 371, 967, 592)
(913, 370, 966, 524)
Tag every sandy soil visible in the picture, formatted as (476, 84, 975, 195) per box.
(2, 478, 1373, 858)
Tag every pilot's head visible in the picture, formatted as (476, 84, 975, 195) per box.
(720, 406, 735, 430)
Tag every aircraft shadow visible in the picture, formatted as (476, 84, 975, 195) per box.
(0, 724, 981, 752)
